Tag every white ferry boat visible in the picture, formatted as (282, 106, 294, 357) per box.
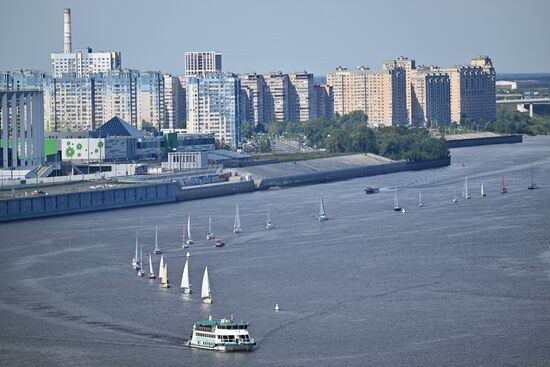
(186, 317, 256, 352)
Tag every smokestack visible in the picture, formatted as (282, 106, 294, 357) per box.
(63, 8, 72, 53)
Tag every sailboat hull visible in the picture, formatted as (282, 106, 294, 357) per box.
(202, 298, 212, 304)
(233, 228, 242, 234)
(148, 275, 156, 279)
(186, 240, 194, 245)
(183, 289, 192, 294)
(153, 250, 162, 255)
(207, 234, 215, 240)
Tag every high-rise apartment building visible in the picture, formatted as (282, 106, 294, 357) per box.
(163, 74, 185, 130)
(383, 56, 415, 125)
(441, 56, 496, 123)
(313, 84, 333, 119)
(327, 66, 407, 126)
(288, 72, 314, 122)
(411, 67, 451, 126)
(184, 52, 222, 77)
(186, 73, 241, 147)
(263, 72, 290, 122)
(239, 73, 266, 127)
(50, 9, 121, 77)
(136, 71, 166, 131)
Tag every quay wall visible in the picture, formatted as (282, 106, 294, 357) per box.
(256, 157, 451, 190)
(176, 181, 255, 201)
(445, 135, 523, 148)
(0, 183, 177, 223)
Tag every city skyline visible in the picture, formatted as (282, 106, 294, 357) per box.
(1, 0, 549, 75)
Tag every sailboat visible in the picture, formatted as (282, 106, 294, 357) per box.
(274, 303, 280, 312)
(528, 166, 537, 190)
(132, 234, 140, 270)
(137, 246, 145, 277)
(481, 180, 486, 197)
(181, 258, 192, 294)
(266, 207, 273, 229)
(233, 205, 242, 233)
(185, 215, 194, 245)
(500, 177, 507, 194)
(153, 226, 162, 255)
(201, 266, 212, 304)
(148, 253, 156, 279)
(453, 188, 459, 203)
(462, 178, 471, 199)
(158, 255, 164, 281)
(319, 197, 328, 221)
(418, 191, 424, 207)
(206, 216, 215, 239)
(161, 263, 169, 288)
(181, 226, 189, 249)
(393, 189, 402, 211)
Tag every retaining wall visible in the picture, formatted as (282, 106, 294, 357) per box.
(445, 135, 523, 148)
(256, 157, 451, 190)
(0, 183, 177, 222)
(176, 181, 255, 202)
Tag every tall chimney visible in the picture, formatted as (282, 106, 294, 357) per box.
(63, 8, 72, 53)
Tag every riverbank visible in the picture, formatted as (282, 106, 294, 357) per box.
(444, 132, 523, 148)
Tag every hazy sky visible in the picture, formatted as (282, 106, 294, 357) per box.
(1, 0, 549, 75)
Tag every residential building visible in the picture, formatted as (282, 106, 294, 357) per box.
(383, 56, 415, 125)
(263, 72, 290, 122)
(326, 66, 357, 116)
(51, 9, 121, 77)
(0, 91, 45, 171)
(313, 84, 333, 119)
(441, 56, 496, 123)
(162, 151, 209, 171)
(136, 71, 165, 131)
(185, 52, 222, 77)
(289, 72, 314, 122)
(239, 73, 266, 127)
(411, 67, 451, 126)
(186, 73, 241, 147)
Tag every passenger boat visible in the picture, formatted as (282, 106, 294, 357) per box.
(186, 316, 256, 352)
(319, 197, 328, 221)
(233, 205, 242, 234)
(393, 189, 402, 211)
(153, 226, 162, 255)
(214, 239, 225, 248)
(206, 216, 215, 240)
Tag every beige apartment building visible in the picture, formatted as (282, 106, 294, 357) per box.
(383, 57, 415, 125)
(326, 66, 407, 126)
(263, 72, 290, 122)
(442, 56, 496, 123)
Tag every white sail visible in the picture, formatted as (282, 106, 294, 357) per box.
(208, 216, 212, 234)
(266, 207, 273, 228)
(418, 191, 423, 207)
(319, 197, 326, 216)
(201, 266, 211, 300)
(463, 177, 470, 199)
(159, 255, 164, 280)
(153, 226, 161, 253)
(149, 253, 154, 275)
(234, 205, 241, 232)
(140, 246, 143, 265)
(394, 190, 399, 208)
(135, 236, 139, 261)
(481, 181, 485, 196)
(181, 258, 190, 290)
(187, 215, 192, 242)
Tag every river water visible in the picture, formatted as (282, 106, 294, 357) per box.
(1, 136, 550, 366)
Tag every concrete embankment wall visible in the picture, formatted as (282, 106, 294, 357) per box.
(256, 157, 450, 190)
(446, 135, 523, 148)
(0, 183, 177, 223)
(176, 181, 255, 202)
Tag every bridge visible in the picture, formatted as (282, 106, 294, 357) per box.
(496, 97, 550, 117)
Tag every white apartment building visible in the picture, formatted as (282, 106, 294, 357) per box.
(185, 52, 222, 77)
